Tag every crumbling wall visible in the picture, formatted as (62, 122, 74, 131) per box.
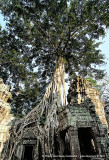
(67, 77, 108, 128)
(1, 58, 66, 160)
(0, 79, 13, 158)
(104, 104, 109, 134)
(1, 73, 109, 160)
(58, 98, 109, 159)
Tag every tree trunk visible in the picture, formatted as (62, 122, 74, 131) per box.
(1, 57, 66, 160)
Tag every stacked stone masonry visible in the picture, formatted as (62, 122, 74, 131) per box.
(0, 74, 109, 160)
(0, 78, 13, 157)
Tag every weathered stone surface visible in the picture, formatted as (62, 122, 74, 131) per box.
(104, 104, 109, 133)
(0, 74, 109, 160)
(58, 97, 109, 159)
(67, 77, 108, 128)
(0, 59, 66, 160)
(0, 79, 13, 157)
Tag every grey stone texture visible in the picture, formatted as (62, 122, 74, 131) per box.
(0, 73, 109, 159)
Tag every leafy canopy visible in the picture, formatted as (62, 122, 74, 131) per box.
(0, 0, 109, 116)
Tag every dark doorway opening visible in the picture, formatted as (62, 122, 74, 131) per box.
(23, 145, 34, 160)
(60, 130, 71, 160)
(38, 142, 42, 160)
(54, 134, 60, 156)
(78, 128, 97, 157)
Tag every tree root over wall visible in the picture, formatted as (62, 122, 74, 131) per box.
(1, 58, 66, 160)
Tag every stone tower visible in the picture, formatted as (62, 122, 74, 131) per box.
(58, 77, 109, 159)
(0, 76, 109, 160)
(67, 77, 108, 128)
(0, 79, 13, 155)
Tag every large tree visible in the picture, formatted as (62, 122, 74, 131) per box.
(0, 0, 109, 116)
(0, 27, 39, 116)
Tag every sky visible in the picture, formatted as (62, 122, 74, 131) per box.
(98, 30, 109, 75)
(0, 13, 109, 75)
(0, 12, 6, 29)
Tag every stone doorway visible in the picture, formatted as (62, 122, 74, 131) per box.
(78, 127, 97, 157)
(23, 145, 34, 160)
(60, 129, 71, 160)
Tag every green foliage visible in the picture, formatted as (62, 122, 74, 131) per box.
(86, 76, 109, 104)
(85, 78, 100, 90)
(0, 0, 109, 116)
(0, 28, 39, 116)
(40, 115, 46, 125)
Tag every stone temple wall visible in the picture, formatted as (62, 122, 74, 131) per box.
(104, 104, 109, 133)
(0, 60, 66, 160)
(0, 79, 13, 156)
(0, 76, 109, 160)
(58, 98, 109, 159)
(67, 77, 108, 129)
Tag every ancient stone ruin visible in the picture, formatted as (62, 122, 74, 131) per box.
(0, 62, 109, 160)
(0, 78, 13, 157)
